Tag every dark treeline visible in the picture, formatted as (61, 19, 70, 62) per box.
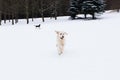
(0, 0, 69, 24)
(106, 0, 120, 10)
(0, 0, 120, 25)
(0, 0, 69, 18)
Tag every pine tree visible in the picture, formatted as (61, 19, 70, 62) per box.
(69, 0, 105, 19)
(69, 0, 79, 19)
(81, 0, 105, 19)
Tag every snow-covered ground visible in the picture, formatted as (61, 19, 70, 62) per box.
(0, 11, 120, 80)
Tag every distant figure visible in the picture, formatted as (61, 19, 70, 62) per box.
(34, 24, 41, 28)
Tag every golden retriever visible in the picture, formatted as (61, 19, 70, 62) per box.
(55, 31, 68, 55)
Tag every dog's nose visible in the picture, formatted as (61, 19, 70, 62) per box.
(61, 36, 64, 39)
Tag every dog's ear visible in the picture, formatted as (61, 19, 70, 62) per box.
(55, 31, 59, 34)
(64, 32, 68, 35)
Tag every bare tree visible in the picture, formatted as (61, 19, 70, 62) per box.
(2, 0, 7, 24)
(116, 9, 120, 12)
(30, 0, 36, 21)
(13, 1, 20, 24)
(53, 1, 58, 20)
(39, 0, 45, 22)
(38, 0, 59, 22)
(25, 0, 29, 24)
(0, 11, 1, 25)
(10, 0, 15, 25)
(0, 0, 2, 25)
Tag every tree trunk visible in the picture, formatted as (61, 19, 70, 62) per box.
(31, 9, 34, 21)
(92, 13, 95, 19)
(26, 12, 29, 24)
(4, 13, 6, 24)
(31, 0, 35, 22)
(0, 0, 1, 25)
(0, 11, 1, 25)
(0, 11, 2, 25)
(117, 9, 120, 12)
(40, 0, 45, 22)
(12, 13, 14, 25)
(25, 0, 29, 24)
(8, 13, 11, 22)
(32, 11, 34, 21)
(54, 1, 57, 20)
(84, 14, 87, 19)
(41, 11, 45, 22)
(15, 13, 18, 24)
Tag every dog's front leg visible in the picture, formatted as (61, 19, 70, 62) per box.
(61, 46, 64, 54)
(59, 46, 63, 55)
(56, 45, 61, 55)
(58, 47, 62, 55)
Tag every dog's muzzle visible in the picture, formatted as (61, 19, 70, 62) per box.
(60, 36, 64, 39)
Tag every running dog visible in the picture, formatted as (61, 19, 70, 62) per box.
(35, 24, 41, 28)
(55, 31, 68, 55)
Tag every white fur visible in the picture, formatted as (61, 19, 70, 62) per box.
(55, 31, 68, 55)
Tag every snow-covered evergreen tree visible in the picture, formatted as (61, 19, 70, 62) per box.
(68, 0, 79, 19)
(81, 0, 105, 19)
(69, 0, 105, 19)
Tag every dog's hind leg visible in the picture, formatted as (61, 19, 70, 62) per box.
(56, 45, 61, 55)
(59, 46, 63, 55)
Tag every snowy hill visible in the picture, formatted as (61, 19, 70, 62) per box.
(0, 11, 120, 80)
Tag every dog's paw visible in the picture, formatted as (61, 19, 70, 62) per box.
(59, 53, 62, 55)
(59, 52, 63, 55)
